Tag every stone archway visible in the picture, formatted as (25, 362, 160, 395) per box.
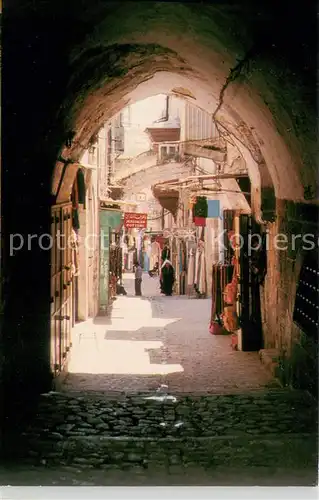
(3, 1, 317, 421)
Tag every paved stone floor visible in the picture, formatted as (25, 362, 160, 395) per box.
(64, 272, 276, 394)
(2, 390, 318, 486)
(2, 273, 318, 486)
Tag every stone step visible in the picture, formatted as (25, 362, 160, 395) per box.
(5, 389, 317, 484)
(19, 434, 318, 471)
(7, 389, 316, 465)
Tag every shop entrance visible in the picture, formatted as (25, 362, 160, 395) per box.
(239, 214, 265, 352)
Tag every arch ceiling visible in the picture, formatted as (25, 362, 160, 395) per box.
(9, 1, 316, 205)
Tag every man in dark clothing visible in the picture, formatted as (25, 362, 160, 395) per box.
(134, 262, 143, 296)
(116, 280, 127, 296)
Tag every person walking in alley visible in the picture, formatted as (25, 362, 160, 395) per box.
(160, 259, 175, 296)
(134, 262, 143, 296)
(161, 243, 171, 263)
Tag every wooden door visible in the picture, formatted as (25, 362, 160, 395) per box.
(50, 203, 73, 376)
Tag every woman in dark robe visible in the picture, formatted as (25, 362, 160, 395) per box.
(161, 244, 171, 263)
(160, 260, 175, 296)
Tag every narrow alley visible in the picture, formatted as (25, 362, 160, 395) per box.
(64, 273, 275, 394)
(2, 273, 317, 486)
(3, 0, 318, 491)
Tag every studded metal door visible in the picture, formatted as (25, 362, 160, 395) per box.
(50, 203, 73, 376)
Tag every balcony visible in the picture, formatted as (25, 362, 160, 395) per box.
(183, 138, 226, 163)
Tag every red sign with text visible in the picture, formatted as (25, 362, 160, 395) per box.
(124, 212, 148, 229)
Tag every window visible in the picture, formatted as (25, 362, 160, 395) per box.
(161, 146, 167, 160)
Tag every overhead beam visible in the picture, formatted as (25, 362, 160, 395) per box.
(154, 172, 250, 190)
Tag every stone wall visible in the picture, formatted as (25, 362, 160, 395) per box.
(261, 199, 318, 395)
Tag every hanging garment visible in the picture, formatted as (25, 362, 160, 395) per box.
(143, 252, 150, 271)
(210, 264, 218, 324)
(194, 247, 201, 288)
(187, 248, 195, 286)
(194, 216, 206, 227)
(198, 247, 206, 294)
(223, 210, 235, 264)
(150, 241, 160, 269)
(222, 305, 239, 332)
(70, 229, 80, 277)
(128, 252, 134, 271)
(223, 257, 239, 305)
(72, 208, 80, 231)
(77, 168, 86, 206)
(207, 200, 220, 218)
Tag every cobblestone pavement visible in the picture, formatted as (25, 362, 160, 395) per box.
(3, 274, 317, 486)
(63, 273, 276, 393)
(2, 389, 318, 486)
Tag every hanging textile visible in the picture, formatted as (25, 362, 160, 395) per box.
(143, 252, 150, 271)
(70, 229, 80, 277)
(71, 178, 79, 209)
(77, 168, 86, 207)
(72, 208, 80, 231)
(128, 251, 134, 271)
(207, 200, 220, 218)
(222, 256, 239, 332)
(223, 210, 235, 264)
(71, 177, 80, 231)
(222, 305, 239, 332)
(187, 248, 195, 286)
(194, 241, 205, 295)
(198, 245, 206, 294)
(194, 216, 206, 227)
(150, 241, 161, 269)
(179, 246, 183, 273)
(194, 246, 201, 288)
(193, 196, 208, 218)
(224, 256, 239, 305)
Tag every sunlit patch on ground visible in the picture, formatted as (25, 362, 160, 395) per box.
(64, 273, 275, 394)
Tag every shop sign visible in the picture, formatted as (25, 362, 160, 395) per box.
(124, 212, 147, 229)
